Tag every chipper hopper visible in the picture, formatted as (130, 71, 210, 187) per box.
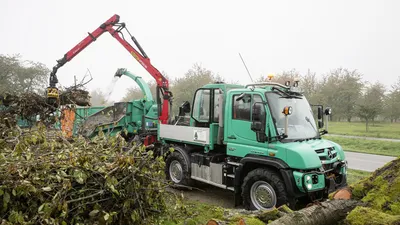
(75, 68, 159, 142)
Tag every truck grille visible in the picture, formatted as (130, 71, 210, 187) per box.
(322, 163, 334, 171)
(315, 147, 337, 160)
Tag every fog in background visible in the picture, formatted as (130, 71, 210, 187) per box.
(1, 0, 399, 101)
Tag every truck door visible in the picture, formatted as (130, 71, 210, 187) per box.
(226, 93, 268, 157)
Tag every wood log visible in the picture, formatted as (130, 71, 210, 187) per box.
(206, 206, 284, 225)
(268, 200, 362, 225)
(332, 187, 352, 200)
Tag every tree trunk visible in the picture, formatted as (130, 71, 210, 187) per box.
(366, 119, 369, 132)
(268, 200, 361, 225)
(207, 200, 361, 225)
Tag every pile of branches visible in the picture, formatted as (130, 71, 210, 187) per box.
(0, 126, 170, 224)
(59, 88, 90, 107)
(0, 88, 91, 126)
(0, 92, 51, 127)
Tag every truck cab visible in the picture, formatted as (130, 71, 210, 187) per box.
(160, 81, 348, 210)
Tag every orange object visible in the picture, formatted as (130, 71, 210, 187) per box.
(332, 187, 352, 200)
(206, 219, 219, 225)
(238, 218, 247, 225)
(61, 107, 76, 138)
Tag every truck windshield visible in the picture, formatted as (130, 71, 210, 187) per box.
(265, 92, 319, 141)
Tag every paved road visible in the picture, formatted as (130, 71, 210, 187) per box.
(326, 134, 400, 142)
(345, 151, 396, 172)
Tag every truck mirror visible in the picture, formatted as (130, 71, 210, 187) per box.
(318, 121, 324, 129)
(325, 107, 332, 116)
(251, 103, 267, 142)
(251, 121, 267, 143)
(251, 121, 263, 131)
(252, 104, 264, 122)
(256, 132, 267, 143)
(317, 106, 323, 120)
(178, 101, 191, 116)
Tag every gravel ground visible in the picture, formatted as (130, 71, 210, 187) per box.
(167, 184, 237, 209)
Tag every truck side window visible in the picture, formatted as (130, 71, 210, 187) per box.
(232, 94, 251, 121)
(192, 89, 211, 122)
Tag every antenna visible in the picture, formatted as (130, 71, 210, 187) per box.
(238, 53, 254, 82)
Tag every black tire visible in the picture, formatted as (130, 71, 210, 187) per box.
(165, 148, 193, 186)
(241, 168, 288, 210)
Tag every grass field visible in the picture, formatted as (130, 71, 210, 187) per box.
(328, 121, 400, 139)
(324, 136, 400, 157)
(347, 169, 371, 185)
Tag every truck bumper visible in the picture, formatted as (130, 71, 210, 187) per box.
(293, 160, 348, 195)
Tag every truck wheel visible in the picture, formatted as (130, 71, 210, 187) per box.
(241, 168, 288, 210)
(165, 150, 193, 186)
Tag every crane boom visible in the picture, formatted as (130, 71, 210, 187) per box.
(47, 14, 171, 124)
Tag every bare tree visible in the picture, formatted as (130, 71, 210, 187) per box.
(318, 68, 364, 122)
(356, 82, 385, 131)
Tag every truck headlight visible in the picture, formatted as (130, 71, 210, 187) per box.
(307, 184, 312, 190)
(306, 176, 311, 181)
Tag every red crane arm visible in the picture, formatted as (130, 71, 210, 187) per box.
(48, 14, 171, 124)
(48, 15, 120, 85)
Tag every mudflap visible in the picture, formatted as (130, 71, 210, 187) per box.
(234, 188, 242, 207)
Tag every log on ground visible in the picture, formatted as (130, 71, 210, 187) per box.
(268, 200, 361, 225)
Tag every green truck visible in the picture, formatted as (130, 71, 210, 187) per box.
(159, 81, 347, 210)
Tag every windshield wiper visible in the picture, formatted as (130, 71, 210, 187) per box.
(294, 138, 309, 142)
(294, 136, 321, 142)
(305, 116, 321, 139)
(305, 116, 317, 132)
(272, 87, 302, 99)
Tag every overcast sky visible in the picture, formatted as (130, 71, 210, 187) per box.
(1, 0, 399, 101)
